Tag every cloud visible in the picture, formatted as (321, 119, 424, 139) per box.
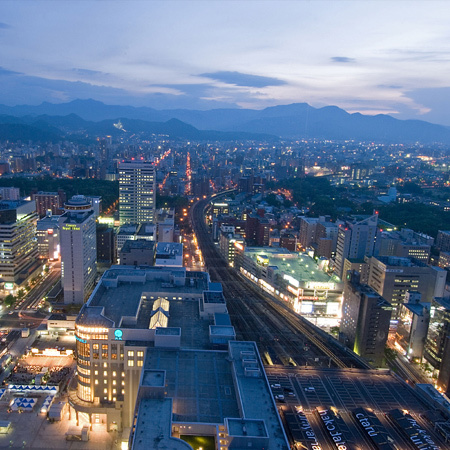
(72, 68, 106, 77)
(0, 66, 21, 76)
(199, 71, 286, 87)
(377, 84, 403, 90)
(0, 22, 10, 29)
(331, 56, 356, 63)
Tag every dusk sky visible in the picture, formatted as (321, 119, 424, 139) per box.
(2, 1, 450, 125)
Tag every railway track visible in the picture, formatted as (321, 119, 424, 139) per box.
(190, 195, 371, 370)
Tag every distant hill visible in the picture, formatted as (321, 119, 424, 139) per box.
(0, 123, 61, 142)
(1, 99, 450, 143)
(0, 113, 276, 143)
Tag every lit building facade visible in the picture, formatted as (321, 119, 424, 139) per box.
(340, 271, 392, 366)
(334, 214, 380, 279)
(60, 196, 97, 304)
(119, 161, 156, 225)
(36, 214, 62, 260)
(367, 256, 446, 320)
(0, 200, 40, 289)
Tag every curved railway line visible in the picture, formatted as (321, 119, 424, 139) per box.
(190, 195, 371, 370)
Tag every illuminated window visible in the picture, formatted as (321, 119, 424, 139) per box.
(128, 351, 134, 357)
(128, 360, 134, 367)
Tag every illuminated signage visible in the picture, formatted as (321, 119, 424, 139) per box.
(47, 229, 54, 235)
(62, 224, 80, 231)
(305, 282, 335, 290)
(114, 329, 123, 341)
(283, 274, 299, 288)
(256, 254, 269, 266)
(297, 410, 322, 450)
(4, 282, 14, 290)
(75, 335, 87, 344)
(317, 408, 350, 450)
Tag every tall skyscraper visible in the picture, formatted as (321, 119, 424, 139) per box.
(340, 271, 392, 366)
(334, 214, 380, 279)
(119, 161, 156, 225)
(60, 195, 97, 305)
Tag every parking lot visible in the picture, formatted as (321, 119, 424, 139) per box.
(266, 367, 447, 450)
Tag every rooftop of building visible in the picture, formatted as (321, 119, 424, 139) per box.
(373, 255, 432, 268)
(403, 302, 430, 316)
(36, 215, 62, 229)
(131, 398, 192, 450)
(144, 347, 241, 423)
(0, 199, 28, 210)
(79, 266, 212, 348)
(228, 341, 288, 449)
(136, 223, 156, 237)
(155, 243, 183, 258)
(121, 239, 155, 253)
(117, 224, 139, 234)
(245, 247, 341, 286)
(61, 208, 94, 224)
(432, 297, 450, 310)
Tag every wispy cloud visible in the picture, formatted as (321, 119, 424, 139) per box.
(72, 68, 106, 77)
(0, 22, 10, 29)
(200, 71, 286, 87)
(0, 66, 21, 76)
(331, 56, 356, 63)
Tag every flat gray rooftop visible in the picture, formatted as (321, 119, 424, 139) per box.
(132, 398, 192, 450)
(86, 276, 207, 327)
(144, 348, 240, 424)
(229, 341, 288, 450)
(227, 418, 268, 437)
(142, 370, 165, 387)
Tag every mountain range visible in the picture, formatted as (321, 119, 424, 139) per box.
(0, 99, 450, 144)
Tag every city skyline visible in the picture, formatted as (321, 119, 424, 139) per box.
(1, 1, 450, 125)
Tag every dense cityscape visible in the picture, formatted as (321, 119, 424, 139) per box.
(0, 116, 449, 449)
(4, 1, 450, 449)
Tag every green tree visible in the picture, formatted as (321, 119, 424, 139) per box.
(4, 294, 15, 307)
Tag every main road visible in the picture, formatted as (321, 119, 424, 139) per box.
(190, 194, 371, 370)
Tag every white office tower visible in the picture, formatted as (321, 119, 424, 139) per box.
(119, 160, 156, 225)
(60, 195, 97, 305)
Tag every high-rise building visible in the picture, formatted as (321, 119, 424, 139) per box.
(36, 213, 62, 260)
(96, 225, 116, 265)
(424, 297, 450, 393)
(0, 200, 40, 289)
(119, 160, 156, 225)
(32, 190, 66, 218)
(396, 291, 430, 362)
(0, 187, 20, 201)
(436, 230, 450, 253)
(367, 256, 446, 320)
(340, 271, 392, 366)
(334, 214, 381, 279)
(60, 195, 97, 304)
